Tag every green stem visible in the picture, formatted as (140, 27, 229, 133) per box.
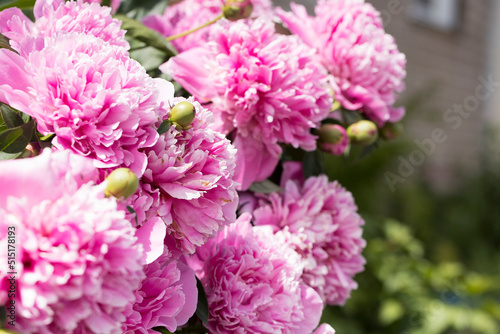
(166, 13, 224, 41)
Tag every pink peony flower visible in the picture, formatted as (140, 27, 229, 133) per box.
(0, 32, 174, 176)
(83, 0, 122, 13)
(123, 249, 198, 333)
(188, 213, 324, 333)
(314, 324, 336, 334)
(0, 150, 145, 333)
(253, 161, 366, 305)
(143, 0, 273, 52)
(127, 98, 238, 254)
(277, 0, 406, 125)
(0, 0, 128, 50)
(163, 19, 332, 189)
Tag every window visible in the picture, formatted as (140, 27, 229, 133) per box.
(408, 0, 461, 32)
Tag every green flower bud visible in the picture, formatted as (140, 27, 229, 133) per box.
(380, 122, 403, 140)
(318, 124, 344, 144)
(170, 101, 196, 130)
(104, 168, 139, 200)
(347, 120, 378, 146)
(222, 0, 253, 21)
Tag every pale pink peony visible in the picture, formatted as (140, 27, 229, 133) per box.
(123, 249, 198, 333)
(163, 19, 332, 189)
(143, 0, 273, 52)
(83, 0, 122, 13)
(314, 323, 336, 334)
(0, 150, 145, 333)
(127, 98, 238, 254)
(188, 213, 324, 333)
(253, 161, 366, 305)
(0, 0, 128, 50)
(0, 32, 174, 176)
(277, 0, 406, 125)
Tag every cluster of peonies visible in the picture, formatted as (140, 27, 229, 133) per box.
(277, 0, 407, 126)
(164, 19, 333, 189)
(0, 0, 406, 332)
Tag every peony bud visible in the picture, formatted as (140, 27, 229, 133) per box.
(380, 121, 403, 140)
(318, 124, 349, 156)
(170, 101, 196, 130)
(347, 120, 378, 146)
(222, 0, 253, 21)
(104, 168, 139, 199)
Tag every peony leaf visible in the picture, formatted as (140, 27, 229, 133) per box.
(303, 150, 325, 178)
(0, 119, 34, 153)
(249, 179, 282, 194)
(157, 119, 171, 135)
(126, 205, 138, 225)
(0, 151, 23, 161)
(0, 103, 24, 128)
(0, 33, 16, 53)
(195, 277, 209, 326)
(0, 0, 35, 11)
(115, 14, 178, 57)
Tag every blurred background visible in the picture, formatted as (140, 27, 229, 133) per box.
(274, 0, 500, 332)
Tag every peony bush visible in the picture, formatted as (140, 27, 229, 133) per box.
(0, 0, 406, 332)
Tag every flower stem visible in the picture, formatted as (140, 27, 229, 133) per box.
(166, 13, 224, 41)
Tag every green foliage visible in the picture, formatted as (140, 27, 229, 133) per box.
(321, 219, 500, 334)
(316, 123, 500, 333)
(0, 104, 35, 159)
(0, 0, 35, 11)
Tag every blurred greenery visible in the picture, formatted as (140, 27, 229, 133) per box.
(320, 127, 500, 333)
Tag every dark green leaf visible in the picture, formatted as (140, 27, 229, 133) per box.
(115, 15, 178, 57)
(0, 103, 25, 128)
(0, 0, 36, 11)
(0, 119, 34, 153)
(151, 327, 173, 334)
(0, 305, 5, 328)
(0, 32, 16, 53)
(303, 150, 325, 178)
(126, 205, 138, 225)
(100, 0, 111, 7)
(157, 120, 172, 135)
(249, 179, 282, 194)
(21, 111, 31, 123)
(195, 277, 209, 326)
(117, 0, 168, 21)
(0, 151, 23, 160)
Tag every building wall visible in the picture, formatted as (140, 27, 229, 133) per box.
(274, 0, 492, 191)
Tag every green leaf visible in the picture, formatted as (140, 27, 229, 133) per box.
(0, 119, 34, 153)
(0, 0, 36, 11)
(115, 15, 178, 57)
(0, 33, 16, 53)
(151, 327, 173, 334)
(303, 150, 325, 178)
(39, 133, 55, 141)
(249, 179, 282, 194)
(195, 277, 209, 326)
(0, 103, 25, 128)
(0, 151, 23, 160)
(125, 205, 138, 225)
(157, 120, 172, 135)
